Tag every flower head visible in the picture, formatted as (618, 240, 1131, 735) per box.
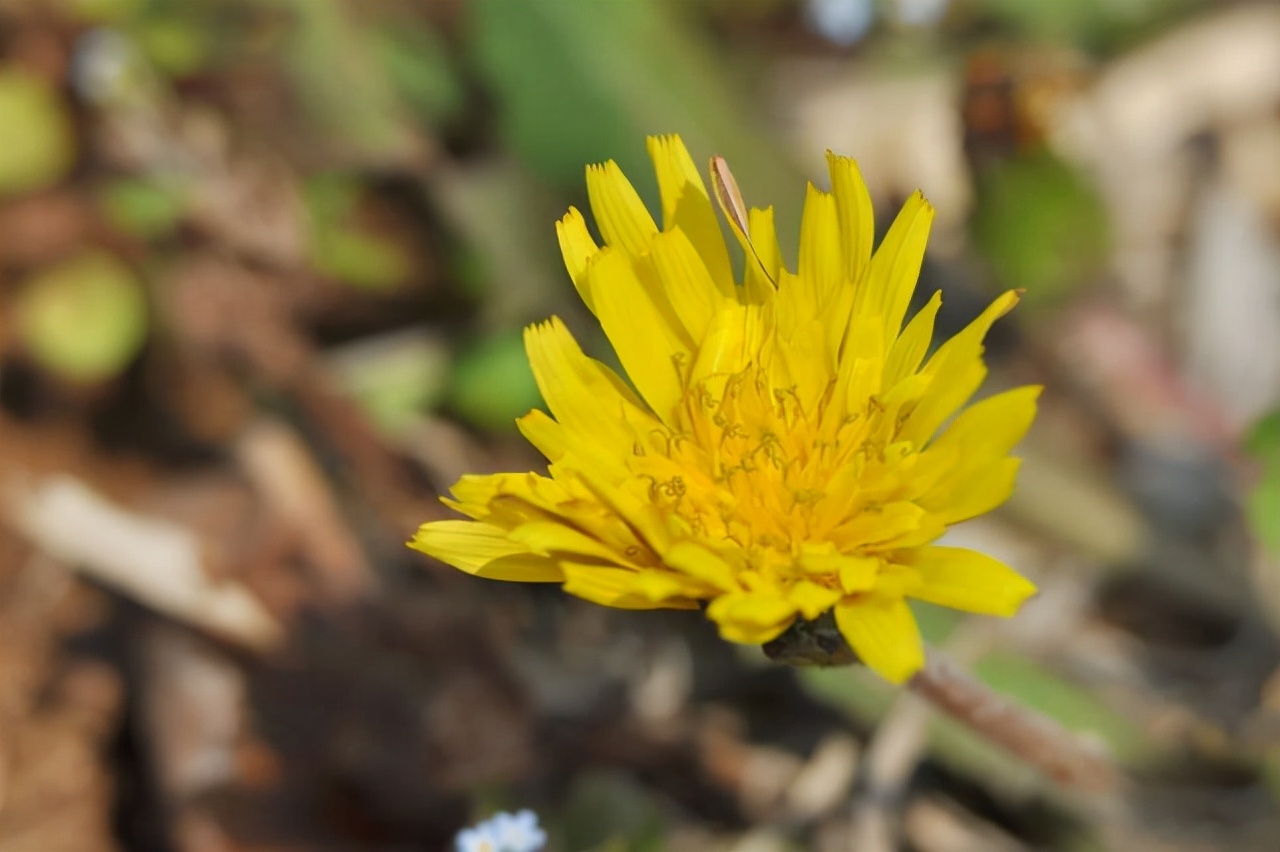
(412, 135, 1038, 683)
(456, 810, 546, 852)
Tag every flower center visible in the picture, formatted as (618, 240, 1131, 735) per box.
(633, 362, 905, 581)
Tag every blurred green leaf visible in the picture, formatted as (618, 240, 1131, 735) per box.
(17, 251, 149, 382)
(304, 172, 359, 225)
(446, 329, 542, 431)
(327, 331, 450, 435)
(1245, 411, 1280, 556)
(304, 174, 410, 290)
(375, 22, 466, 128)
(971, 651, 1145, 763)
(98, 177, 186, 238)
(311, 230, 410, 291)
(273, 0, 415, 162)
(798, 664, 894, 725)
(559, 770, 668, 852)
(1265, 747, 1280, 805)
(135, 16, 209, 76)
(971, 150, 1107, 307)
(468, 0, 800, 237)
(69, 0, 144, 24)
(0, 68, 76, 197)
(910, 600, 965, 645)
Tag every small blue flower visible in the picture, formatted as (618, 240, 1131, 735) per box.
(455, 810, 546, 852)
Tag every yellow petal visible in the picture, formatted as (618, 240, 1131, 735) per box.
(914, 385, 1039, 521)
(557, 206, 600, 312)
(930, 457, 1021, 524)
(826, 151, 875, 282)
(707, 592, 798, 642)
(590, 248, 692, 419)
(839, 556, 881, 593)
(884, 289, 941, 387)
(788, 580, 844, 620)
(745, 206, 781, 303)
(835, 593, 925, 684)
(858, 191, 933, 343)
(796, 545, 880, 593)
(899, 289, 1020, 446)
(929, 385, 1041, 457)
(688, 301, 766, 385)
(873, 563, 925, 598)
(410, 520, 564, 581)
(523, 316, 652, 464)
(650, 227, 726, 344)
(647, 134, 735, 294)
(797, 183, 843, 309)
(632, 569, 700, 601)
(572, 466, 677, 557)
(516, 408, 569, 462)
(771, 316, 834, 412)
(448, 470, 567, 514)
(835, 502, 929, 550)
(903, 546, 1037, 616)
(508, 521, 631, 565)
(585, 160, 658, 255)
(663, 541, 739, 591)
(561, 562, 700, 610)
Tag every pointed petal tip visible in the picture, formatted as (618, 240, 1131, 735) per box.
(556, 208, 590, 241)
(824, 149, 867, 177)
(907, 189, 936, 215)
(835, 594, 926, 684)
(646, 132, 687, 152)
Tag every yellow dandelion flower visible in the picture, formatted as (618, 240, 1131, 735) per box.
(411, 135, 1038, 684)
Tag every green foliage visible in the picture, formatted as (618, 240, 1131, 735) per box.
(311, 230, 411, 291)
(971, 150, 1107, 307)
(0, 69, 75, 197)
(69, 0, 144, 23)
(328, 333, 451, 436)
(909, 600, 966, 645)
(446, 329, 543, 432)
(467, 0, 800, 237)
(134, 15, 209, 76)
(305, 174, 410, 290)
(559, 770, 668, 852)
(971, 651, 1145, 763)
(1245, 411, 1280, 556)
(98, 177, 187, 238)
(1265, 747, 1280, 805)
(375, 22, 467, 128)
(276, 0, 414, 162)
(17, 251, 149, 382)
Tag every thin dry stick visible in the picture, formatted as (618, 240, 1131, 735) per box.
(764, 616, 1122, 792)
(909, 654, 1121, 792)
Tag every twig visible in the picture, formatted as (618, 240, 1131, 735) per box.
(765, 613, 1123, 793)
(909, 654, 1121, 792)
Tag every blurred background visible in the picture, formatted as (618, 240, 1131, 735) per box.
(1, 0, 1279, 850)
